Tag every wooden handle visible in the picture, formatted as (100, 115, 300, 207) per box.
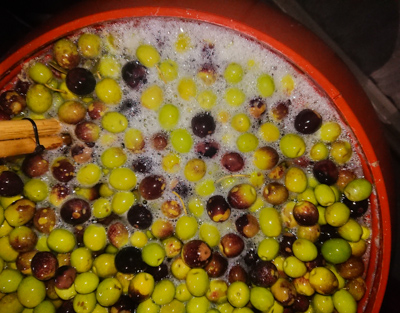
(0, 119, 61, 141)
(0, 134, 69, 158)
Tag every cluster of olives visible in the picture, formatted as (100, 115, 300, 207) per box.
(0, 18, 374, 313)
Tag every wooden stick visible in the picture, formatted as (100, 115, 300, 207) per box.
(0, 119, 61, 141)
(0, 135, 67, 158)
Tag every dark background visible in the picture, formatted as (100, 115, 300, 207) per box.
(1, 0, 399, 311)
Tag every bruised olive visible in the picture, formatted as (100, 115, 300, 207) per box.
(345, 277, 366, 301)
(16, 250, 38, 275)
(293, 201, 319, 226)
(60, 198, 91, 225)
(182, 240, 212, 268)
(33, 207, 56, 234)
(31, 251, 59, 281)
(0, 90, 26, 115)
(271, 100, 290, 121)
(54, 265, 77, 289)
(195, 140, 220, 158)
(227, 184, 257, 209)
(271, 278, 297, 306)
(206, 195, 231, 222)
(235, 214, 260, 238)
(279, 233, 296, 257)
(249, 97, 267, 118)
(244, 248, 261, 267)
(107, 222, 129, 249)
(250, 261, 279, 287)
(49, 183, 71, 206)
(219, 233, 245, 258)
(51, 158, 75, 182)
(204, 252, 228, 278)
(263, 182, 289, 205)
(71, 144, 93, 164)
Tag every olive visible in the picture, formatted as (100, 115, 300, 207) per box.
(182, 240, 212, 268)
(244, 248, 261, 267)
(294, 109, 322, 134)
(279, 233, 296, 257)
(309, 267, 338, 295)
(270, 278, 297, 306)
(271, 100, 290, 120)
(313, 160, 338, 185)
(139, 175, 166, 200)
(206, 195, 231, 222)
(249, 97, 267, 118)
(204, 252, 228, 278)
(132, 156, 153, 174)
(112, 294, 139, 312)
(127, 204, 153, 229)
(54, 265, 77, 289)
(263, 182, 289, 205)
(249, 260, 279, 287)
(336, 256, 365, 280)
(292, 294, 310, 312)
(219, 233, 245, 258)
(115, 247, 147, 274)
(227, 265, 247, 285)
(293, 201, 319, 226)
(227, 184, 257, 209)
(0, 171, 24, 197)
(195, 140, 220, 158)
(191, 112, 216, 137)
(0, 90, 26, 115)
(146, 263, 169, 282)
(31, 251, 59, 281)
(22, 153, 49, 178)
(235, 214, 260, 238)
(221, 152, 244, 172)
(33, 207, 56, 234)
(60, 198, 91, 225)
(51, 158, 75, 182)
(345, 277, 366, 301)
(343, 197, 369, 218)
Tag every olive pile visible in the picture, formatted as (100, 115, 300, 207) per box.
(0, 18, 373, 313)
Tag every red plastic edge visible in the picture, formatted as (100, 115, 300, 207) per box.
(0, 2, 392, 312)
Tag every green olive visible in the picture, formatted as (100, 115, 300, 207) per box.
(343, 178, 372, 202)
(332, 289, 357, 313)
(314, 184, 336, 207)
(280, 134, 306, 158)
(285, 167, 307, 193)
